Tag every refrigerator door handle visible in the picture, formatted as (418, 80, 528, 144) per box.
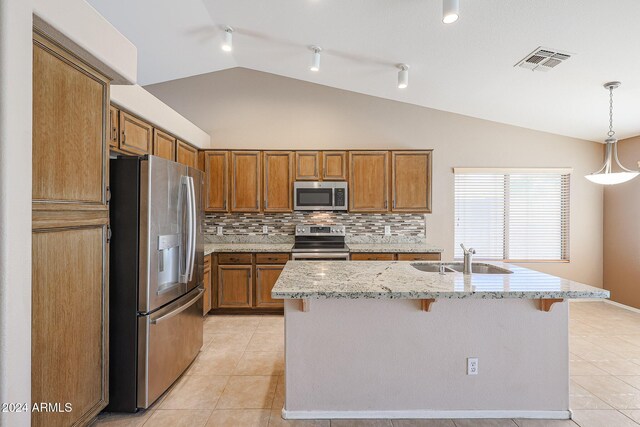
(188, 176, 197, 281)
(184, 176, 195, 283)
(149, 288, 204, 324)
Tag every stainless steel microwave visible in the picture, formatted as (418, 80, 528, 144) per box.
(293, 181, 348, 211)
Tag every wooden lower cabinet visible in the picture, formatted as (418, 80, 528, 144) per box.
(203, 255, 212, 314)
(256, 265, 285, 308)
(218, 265, 253, 308)
(351, 252, 441, 261)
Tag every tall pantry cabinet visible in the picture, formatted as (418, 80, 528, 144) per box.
(32, 31, 109, 426)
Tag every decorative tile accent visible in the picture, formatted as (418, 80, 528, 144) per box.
(204, 212, 426, 238)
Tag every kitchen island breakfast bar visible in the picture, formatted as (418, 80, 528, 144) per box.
(271, 261, 609, 420)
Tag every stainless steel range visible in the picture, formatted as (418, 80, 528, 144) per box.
(291, 224, 349, 260)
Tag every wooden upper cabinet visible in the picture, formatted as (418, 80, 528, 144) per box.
(230, 151, 261, 212)
(392, 151, 432, 213)
(33, 35, 108, 208)
(322, 151, 347, 180)
(263, 151, 293, 212)
(295, 151, 321, 180)
(349, 151, 389, 212)
(109, 104, 119, 148)
(153, 128, 176, 161)
(176, 140, 198, 169)
(119, 111, 152, 155)
(203, 151, 229, 212)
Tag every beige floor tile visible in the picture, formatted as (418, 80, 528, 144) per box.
(570, 360, 609, 376)
(142, 409, 211, 427)
(92, 410, 153, 427)
(570, 393, 614, 410)
(570, 409, 639, 427)
(596, 360, 640, 376)
(591, 392, 640, 410)
(234, 351, 285, 375)
(216, 375, 278, 409)
(272, 375, 285, 409)
(452, 420, 517, 427)
(617, 376, 640, 391)
(620, 409, 640, 424)
(571, 375, 640, 396)
(268, 409, 330, 426)
(512, 419, 578, 426)
(206, 332, 254, 352)
(391, 419, 456, 426)
(247, 333, 285, 352)
(188, 348, 244, 375)
(331, 420, 393, 427)
(256, 316, 284, 334)
(205, 409, 271, 426)
(160, 375, 229, 409)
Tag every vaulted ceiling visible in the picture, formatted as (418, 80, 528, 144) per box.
(88, 0, 640, 141)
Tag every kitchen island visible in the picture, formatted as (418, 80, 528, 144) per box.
(272, 261, 609, 420)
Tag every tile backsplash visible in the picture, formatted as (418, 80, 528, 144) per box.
(204, 212, 427, 242)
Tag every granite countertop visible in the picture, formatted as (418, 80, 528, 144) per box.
(348, 243, 444, 253)
(271, 261, 610, 300)
(204, 243, 293, 255)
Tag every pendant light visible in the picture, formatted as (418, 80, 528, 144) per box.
(585, 82, 639, 185)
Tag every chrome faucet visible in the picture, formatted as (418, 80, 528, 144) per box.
(460, 244, 476, 275)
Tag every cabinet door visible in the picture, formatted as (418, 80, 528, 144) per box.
(203, 151, 229, 212)
(263, 151, 293, 212)
(32, 226, 108, 427)
(295, 151, 321, 180)
(392, 151, 432, 213)
(231, 151, 261, 212)
(218, 265, 253, 308)
(109, 104, 119, 148)
(177, 140, 198, 169)
(203, 255, 212, 315)
(349, 151, 389, 212)
(322, 151, 348, 180)
(119, 111, 152, 155)
(153, 128, 176, 161)
(256, 265, 285, 308)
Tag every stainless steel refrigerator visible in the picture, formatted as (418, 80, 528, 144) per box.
(107, 155, 204, 412)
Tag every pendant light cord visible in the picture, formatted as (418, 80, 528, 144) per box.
(608, 85, 615, 138)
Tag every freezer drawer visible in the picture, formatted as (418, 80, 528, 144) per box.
(137, 288, 204, 408)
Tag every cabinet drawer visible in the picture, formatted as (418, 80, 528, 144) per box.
(397, 253, 441, 261)
(350, 253, 396, 261)
(218, 253, 253, 264)
(255, 253, 289, 264)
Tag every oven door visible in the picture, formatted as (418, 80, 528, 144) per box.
(291, 252, 350, 261)
(294, 187, 335, 211)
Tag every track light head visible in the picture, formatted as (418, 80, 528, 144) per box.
(310, 46, 322, 72)
(443, 0, 459, 24)
(222, 26, 234, 52)
(397, 64, 409, 89)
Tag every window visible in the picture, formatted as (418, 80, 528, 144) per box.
(454, 169, 570, 261)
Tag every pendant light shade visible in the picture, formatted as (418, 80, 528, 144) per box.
(585, 82, 639, 185)
(222, 26, 233, 52)
(443, 0, 459, 23)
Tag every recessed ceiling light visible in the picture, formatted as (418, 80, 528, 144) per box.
(443, 0, 459, 24)
(310, 46, 322, 72)
(397, 64, 409, 89)
(222, 26, 234, 52)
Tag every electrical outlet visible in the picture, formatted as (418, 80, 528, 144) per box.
(263, 225, 268, 234)
(217, 226, 223, 236)
(384, 225, 391, 236)
(467, 357, 478, 375)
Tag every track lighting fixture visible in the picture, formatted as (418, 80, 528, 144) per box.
(397, 64, 409, 89)
(309, 46, 322, 72)
(443, 0, 459, 24)
(222, 26, 234, 52)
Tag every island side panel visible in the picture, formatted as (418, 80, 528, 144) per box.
(283, 298, 569, 418)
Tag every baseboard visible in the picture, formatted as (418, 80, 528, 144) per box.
(604, 299, 640, 314)
(281, 409, 572, 420)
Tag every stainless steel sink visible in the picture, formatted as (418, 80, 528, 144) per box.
(411, 262, 513, 274)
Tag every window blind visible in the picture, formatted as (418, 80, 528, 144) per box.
(454, 170, 570, 261)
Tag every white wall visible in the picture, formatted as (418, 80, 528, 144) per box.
(147, 68, 605, 286)
(0, 0, 32, 425)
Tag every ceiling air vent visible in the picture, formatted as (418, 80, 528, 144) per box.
(515, 47, 572, 72)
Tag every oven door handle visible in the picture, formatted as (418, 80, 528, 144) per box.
(291, 252, 350, 260)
